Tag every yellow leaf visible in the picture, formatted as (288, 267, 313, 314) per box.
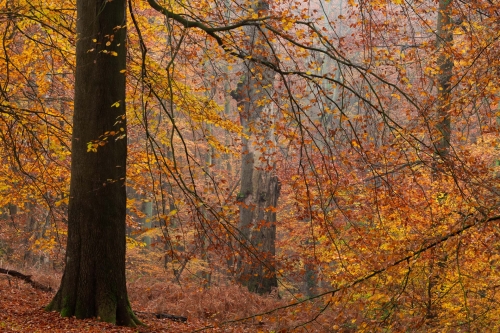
(87, 142, 98, 152)
(55, 197, 68, 207)
(111, 101, 121, 108)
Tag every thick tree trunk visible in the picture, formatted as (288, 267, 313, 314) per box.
(235, 131, 280, 293)
(232, 0, 280, 294)
(46, 0, 139, 326)
(241, 172, 280, 293)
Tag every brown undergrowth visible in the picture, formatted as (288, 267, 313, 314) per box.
(0, 266, 332, 332)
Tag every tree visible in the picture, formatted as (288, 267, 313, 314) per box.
(230, 0, 280, 294)
(433, 0, 453, 168)
(46, 0, 140, 325)
(426, 0, 454, 320)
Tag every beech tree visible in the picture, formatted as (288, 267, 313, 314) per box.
(433, 0, 453, 166)
(46, 0, 140, 325)
(230, 0, 280, 294)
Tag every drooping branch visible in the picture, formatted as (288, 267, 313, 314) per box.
(191, 213, 500, 331)
(145, 0, 430, 154)
(146, 0, 269, 35)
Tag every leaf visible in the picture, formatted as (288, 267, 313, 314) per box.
(87, 142, 98, 153)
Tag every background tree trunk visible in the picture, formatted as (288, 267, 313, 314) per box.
(46, 0, 139, 326)
(434, 0, 453, 164)
(427, 0, 454, 323)
(232, 0, 280, 294)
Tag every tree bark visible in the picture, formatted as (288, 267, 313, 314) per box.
(46, 0, 139, 326)
(232, 0, 280, 294)
(433, 0, 453, 166)
(427, 0, 453, 322)
(241, 173, 280, 293)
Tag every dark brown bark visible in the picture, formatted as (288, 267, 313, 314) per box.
(46, 0, 139, 326)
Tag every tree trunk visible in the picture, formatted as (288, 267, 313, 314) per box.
(427, 0, 453, 322)
(241, 172, 280, 293)
(433, 0, 453, 165)
(46, 0, 139, 326)
(231, 0, 280, 294)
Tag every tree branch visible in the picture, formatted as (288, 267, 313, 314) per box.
(191, 214, 500, 331)
(0, 268, 53, 292)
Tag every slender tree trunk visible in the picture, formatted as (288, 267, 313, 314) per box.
(46, 0, 139, 326)
(142, 200, 153, 247)
(427, 0, 453, 323)
(434, 0, 453, 165)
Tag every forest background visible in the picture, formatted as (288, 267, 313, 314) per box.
(1, 0, 500, 331)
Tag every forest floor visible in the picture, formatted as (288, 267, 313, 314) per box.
(0, 267, 324, 332)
